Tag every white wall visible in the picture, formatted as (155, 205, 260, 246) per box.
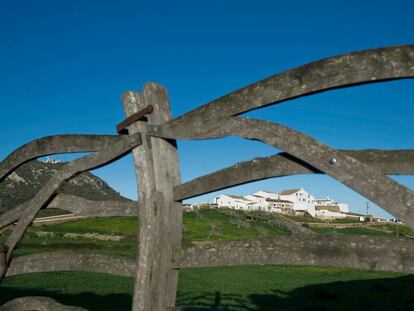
(338, 203, 349, 213)
(216, 195, 250, 210)
(315, 209, 346, 219)
(254, 191, 279, 200)
(280, 188, 316, 217)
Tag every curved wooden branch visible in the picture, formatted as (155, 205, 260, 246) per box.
(7, 236, 414, 277)
(175, 150, 414, 200)
(158, 45, 414, 137)
(0, 194, 139, 231)
(0, 296, 88, 311)
(0, 201, 30, 231)
(48, 194, 139, 217)
(224, 118, 414, 228)
(154, 116, 414, 228)
(0, 134, 123, 181)
(178, 235, 414, 274)
(6, 251, 135, 278)
(1, 133, 141, 280)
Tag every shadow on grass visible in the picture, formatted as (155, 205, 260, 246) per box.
(178, 275, 414, 311)
(1, 276, 414, 310)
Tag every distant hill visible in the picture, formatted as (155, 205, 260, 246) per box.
(0, 160, 131, 214)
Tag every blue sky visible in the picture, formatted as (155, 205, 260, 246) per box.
(0, 0, 413, 219)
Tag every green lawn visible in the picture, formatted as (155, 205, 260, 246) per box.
(1, 209, 414, 310)
(0, 266, 413, 310)
(35, 216, 139, 236)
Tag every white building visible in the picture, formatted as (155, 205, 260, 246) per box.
(244, 194, 267, 211)
(215, 194, 251, 210)
(265, 198, 293, 213)
(315, 197, 349, 213)
(215, 188, 349, 220)
(253, 190, 279, 200)
(315, 209, 346, 219)
(315, 197, 334, 206)
(246, 201, 264, 211)
(43, 155, 62, 164)
(278, 188, 316, 217)
(337, 203, 349, 213)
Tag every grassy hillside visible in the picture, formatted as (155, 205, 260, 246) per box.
(1, 208, 414, 310)
(0, 209, 290, 258)
(1, 208, 412, 259)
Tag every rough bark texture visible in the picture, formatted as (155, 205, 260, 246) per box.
(0, 133, 142, 281)
(0, 296, 88, 311)
(122, 91, 160, 311)
(6, 251, 135, 277)
(5, 236, 414, 278)
(175, 150, 414, 200)
(143, 83, 182, 308)
(179, 235, 414, 274)
(6, 236, 414, 277)
(155, 45, 414, 137)
(0, 201, 30, 231)
(225, 118, 414, 229)
(150, 115, 414, 229)
(0, 251, 5, 286)
(0, 134, 122, 181)
(122, 83, 182, 311)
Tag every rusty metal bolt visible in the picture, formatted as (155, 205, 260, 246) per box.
(116, 105, 154, 135)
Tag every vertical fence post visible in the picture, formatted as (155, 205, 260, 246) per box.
(0, 245, 7, 280)
(122, 82, 182, 311)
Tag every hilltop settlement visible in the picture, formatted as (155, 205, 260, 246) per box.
(210, 188, 368, 221)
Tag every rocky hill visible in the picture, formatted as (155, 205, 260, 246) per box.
(0, 160, 131, 214)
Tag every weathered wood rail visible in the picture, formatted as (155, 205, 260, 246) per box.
(0, 44, 413, 310)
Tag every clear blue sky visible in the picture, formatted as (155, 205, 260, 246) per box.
(1, 0, 413, 219)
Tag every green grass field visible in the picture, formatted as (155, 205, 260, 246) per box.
(310, 223, 413, 238)
(1, 208, 414, 310)
(1, 267, 413, 310)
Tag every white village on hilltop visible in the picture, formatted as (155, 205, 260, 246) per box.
(210, 188, 370, 221)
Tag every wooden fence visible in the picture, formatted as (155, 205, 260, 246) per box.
(0, 45, 414, 310)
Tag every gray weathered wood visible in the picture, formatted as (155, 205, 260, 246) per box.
(7, 235, 414, 277)
(224, 118, 414, 229)
(122, 83, 182, 311)
(0, 133, 142, 281)
(0, 296, 88, 311)
(6, 251, 135, 277)
(179, 235, 414, 274)
(143, 83, 182, 308)
(0, 201, 31, 231)
(157, 45, 414, 138)
(175, 150, 414, 200)
(0, 134, 122, 181)
(0, 249, 5, 285)
(1, 45, 413, 308)
(122, 91, 161, 311)
(0, 194, 139, 231)
(150, 116, 414, 229)
(47, 194, 139, 217)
